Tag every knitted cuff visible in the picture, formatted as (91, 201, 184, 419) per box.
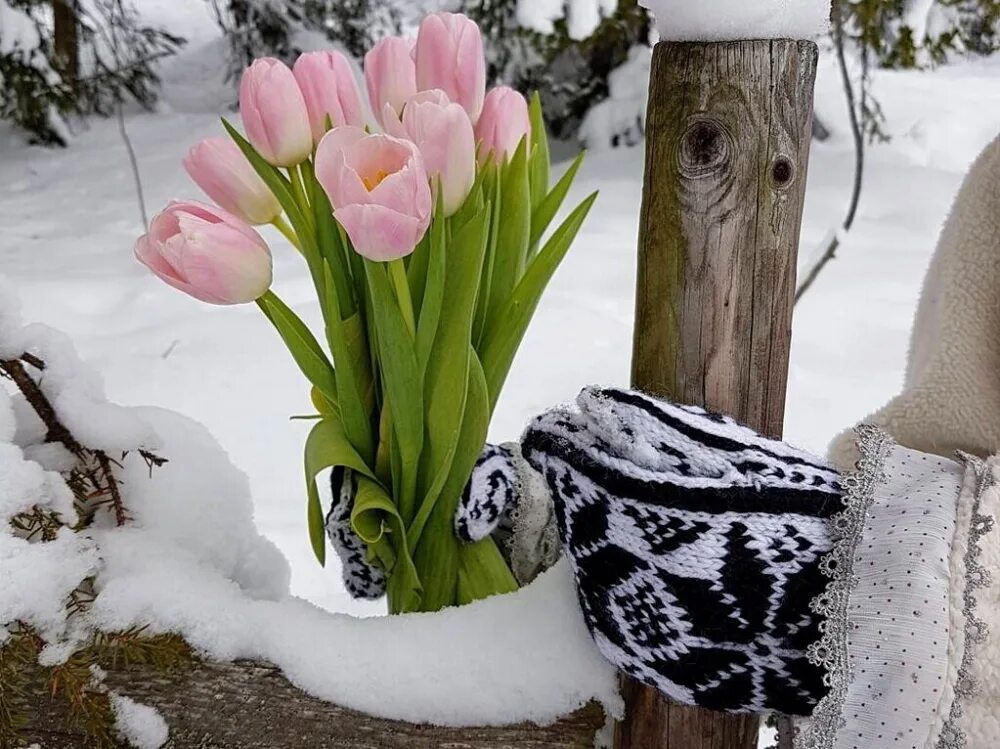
(521, 386, 843, 715)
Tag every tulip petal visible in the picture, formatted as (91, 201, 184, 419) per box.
(335, 204, 427, 262)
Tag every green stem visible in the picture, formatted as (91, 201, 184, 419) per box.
(271, 215, 302, 252)
(288, 164, 316, 236)
(388, 259, 416, 338)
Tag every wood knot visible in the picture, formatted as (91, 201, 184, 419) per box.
(771, 156, 795, 189)
(677, 118, 731, 178)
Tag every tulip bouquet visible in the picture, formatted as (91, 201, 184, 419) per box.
(135, 12, 595, 613)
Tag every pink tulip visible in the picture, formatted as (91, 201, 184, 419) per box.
(183, 138, 281, 226)
(293, 50, 365, 143)
(415, 13, 486, 123)
(384, 91, 474, 216)
(476, 86, 531, 163)
(364, 37, 417, 129)
(239, 58, 313, 167)
(135, 201, 272, 305)
(314, 127, 432, 262)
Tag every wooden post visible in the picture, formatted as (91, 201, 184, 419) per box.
(621, 39, 818, 749)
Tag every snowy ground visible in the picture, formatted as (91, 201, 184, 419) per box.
(2, 17, 999, 628)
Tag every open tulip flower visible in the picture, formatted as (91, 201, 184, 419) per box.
(314, 127, 432, 262)
(136, 12, 596, 615)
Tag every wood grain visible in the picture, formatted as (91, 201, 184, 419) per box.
(21, 658, 605, 748)
(623, 39, 818, 748)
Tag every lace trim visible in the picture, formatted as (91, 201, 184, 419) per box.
(796, 424, 894, 749)
(936, 454, 996, 749)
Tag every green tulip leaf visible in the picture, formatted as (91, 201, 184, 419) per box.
(409, 204, 490, 548)
(303, 418, 381, 565)
(528, 91, 550, 211)
(364, 260, 424, 520)
(480, 191, 597, 413)
(484, 138, 531, 331)
(258, 291, 338, 407)
(221, 118, 309, 236)
(530, 151, 586, 251)
(322, 263, 375, 464)
(415, 208, 447, 372)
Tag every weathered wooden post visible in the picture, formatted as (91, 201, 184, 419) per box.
(621, 39, 819, 749)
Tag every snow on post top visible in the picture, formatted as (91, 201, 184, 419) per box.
(640, 0, 831, 42)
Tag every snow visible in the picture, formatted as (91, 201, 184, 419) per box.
(640, 0, 831, 41)
(579, 46, 650, 149)
(2, 1, 1000, 738)
(111, 694, 169, 749)
(517, 0, 618, 40)
(0, 298, 620, 727)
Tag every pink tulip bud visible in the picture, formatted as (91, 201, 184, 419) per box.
(476, 86, 531, 164)
(293, 50, 365, 143)
(314, 127, 432, 262)
(239, 58, 313, 167)
(364, 37, 417, 130)
(415, 13, 486, 124)
(135, 201, 272, 305)
(387, 90, 475, 217)
(183, 138, 281, 225)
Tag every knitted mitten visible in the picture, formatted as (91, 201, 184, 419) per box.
(454, 443, 520, 544)
(326, 467, 386, 600)
(327, 443, 557, 596)
(521, 387, 843, 716)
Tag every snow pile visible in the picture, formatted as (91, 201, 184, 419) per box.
(579, 46, 651, 150)
(640, 0, 831, 41)
(517, 0, 618, 41)
(111, 695, 169, 749)
(0, 282, 621, 730)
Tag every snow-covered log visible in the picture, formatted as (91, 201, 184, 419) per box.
(20, 658, 605, 748)
(0, 284, 618, 749)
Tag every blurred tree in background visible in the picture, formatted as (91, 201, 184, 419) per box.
(0, 0, 183, 144)
(1, 0, 997, 146)
(458, 0, 650, 138)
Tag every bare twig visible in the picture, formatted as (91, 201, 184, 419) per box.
(91, 0, 149, 229)
(2, 354, 159, 529)
(795, 0, 866, 304)
(95, 451, 129, 527)
(0, 358, 84, 456)
(117, 103, 149, 229)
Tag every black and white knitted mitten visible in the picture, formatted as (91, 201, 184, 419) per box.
(328, 441, 557, 597)
(521, 387, 843, 716)
(454, 443, 520, 543)
(327, 447, 526, 599)
(326, 466, 386, 600)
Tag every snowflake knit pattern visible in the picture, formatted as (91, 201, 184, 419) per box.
(521, 387, 843, 715)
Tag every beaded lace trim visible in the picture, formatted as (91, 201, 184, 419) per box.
(796, 424, 893, 749)
(936, 453, 996, 749)
(796, 428, 996, 749)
